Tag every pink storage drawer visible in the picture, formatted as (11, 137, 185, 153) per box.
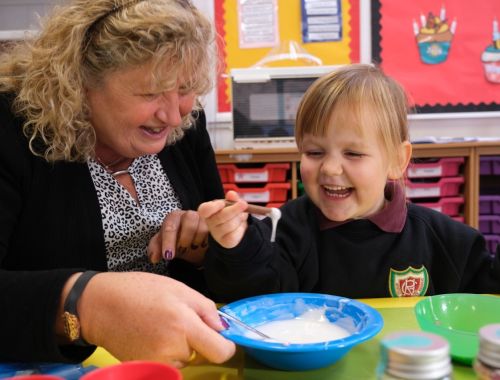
(479, 215, 500, 234)
(405, 177, 464, 199)
(407, 157, 464, 179)
(479, 195, 500, 215)
(218, 163, 290, 183)
(414, 196, 464, 216)
(480, 156, 500, 175)
(484, 234, 500, 254)
(451, 215, 464, 223)
(223, 183, 291, 203)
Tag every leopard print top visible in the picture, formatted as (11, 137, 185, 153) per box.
(88, 154, 181, 274)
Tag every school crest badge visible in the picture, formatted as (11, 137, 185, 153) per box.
(389, 266, 429, 297)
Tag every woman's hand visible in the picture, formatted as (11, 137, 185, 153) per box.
(197, 191, 249, 249)
(75, 272, 236, 367)
(148, 210, 209, 266)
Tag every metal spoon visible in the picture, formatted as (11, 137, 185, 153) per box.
(218, 310, 272, 340)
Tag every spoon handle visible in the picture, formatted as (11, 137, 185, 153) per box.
(224, 200, 272, 216)
(218, 310, 272, 340)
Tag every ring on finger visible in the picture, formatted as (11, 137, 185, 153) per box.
(188, 350, 197, 363)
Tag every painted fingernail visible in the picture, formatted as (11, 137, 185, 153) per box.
(177, 247, 187, 257)
(220, 316, 229, 329)
(190, 243, 199, 250)
(163, 249, 173, 261)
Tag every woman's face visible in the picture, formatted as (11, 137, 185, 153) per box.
(299, 115, 392, 222)
(86, 63, 196, 159)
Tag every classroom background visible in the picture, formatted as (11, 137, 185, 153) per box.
(1, 0, 499, 249)
(1, 0, 499, 149)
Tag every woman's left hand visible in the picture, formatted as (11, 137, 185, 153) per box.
(148, 210, 209, 266)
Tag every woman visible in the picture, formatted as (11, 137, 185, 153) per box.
(0, 0, 234, 367)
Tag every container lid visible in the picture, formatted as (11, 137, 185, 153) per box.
(380, 331, 452, 379)
(478, 324, 500, 368)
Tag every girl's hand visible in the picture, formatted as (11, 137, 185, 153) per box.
(197, 191, 249, 249)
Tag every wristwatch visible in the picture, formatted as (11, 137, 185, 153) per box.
(62, 271, 99, 346)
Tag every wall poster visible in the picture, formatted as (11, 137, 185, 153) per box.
(237, 0, 279, 48)
(371, 0, 500, 113)
(301, 0, 343, 43)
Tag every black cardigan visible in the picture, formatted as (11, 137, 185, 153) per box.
(0, 93, 223, 362)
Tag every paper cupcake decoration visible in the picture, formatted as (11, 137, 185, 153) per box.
(481, 18, 500, 84)
(413, 6, 456, 64)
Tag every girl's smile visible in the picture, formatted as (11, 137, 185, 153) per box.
(300, 119, 391, 222)
(322, 185, 353, 199)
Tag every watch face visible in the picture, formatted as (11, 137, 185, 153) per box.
(63, 311, 81, 342)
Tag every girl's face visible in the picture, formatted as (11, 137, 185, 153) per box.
(86, 63, 196, 160)
(299, 116, 394, 222)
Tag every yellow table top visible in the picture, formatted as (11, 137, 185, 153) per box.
(84, 297, 476, 379)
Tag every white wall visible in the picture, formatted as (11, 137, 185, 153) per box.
(0, 0, 56, 38)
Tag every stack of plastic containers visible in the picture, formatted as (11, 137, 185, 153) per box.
(218, 163, 291, 207)
(406, 157, 465, 222)
(479, 156, 500, 254)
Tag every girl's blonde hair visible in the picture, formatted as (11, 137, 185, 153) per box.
(295, 64, 410, 174)
(0, 0, 215, 162)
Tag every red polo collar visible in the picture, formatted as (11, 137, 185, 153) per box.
(318, 181, 407, 233)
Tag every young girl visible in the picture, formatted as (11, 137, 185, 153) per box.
(199, 64, 500, 302)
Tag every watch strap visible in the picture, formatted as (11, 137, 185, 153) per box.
(63, 270, 99, 346)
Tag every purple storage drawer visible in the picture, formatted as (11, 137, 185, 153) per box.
(484, 234, 500, 254)
(479, 195, 500, 215)
(479, 215, 500, 234)
(480, 156, 500, 175)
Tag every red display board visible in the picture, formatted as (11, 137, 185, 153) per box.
(372, 0, 500, 113)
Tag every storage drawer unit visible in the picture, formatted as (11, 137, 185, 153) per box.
(479, 215, 500, 234)
(407, 157, 464, 178)
(479, 195, 500, 215)
(406, 177, 464, 199)
(218, 163, 290, 183)
(215, 141, 500, 229)
(414, 196, 464, 216)
(480, 156, 500, 175)
(223, 183, 291, 203)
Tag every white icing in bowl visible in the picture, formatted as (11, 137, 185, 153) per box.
(246, 308, 351, 344)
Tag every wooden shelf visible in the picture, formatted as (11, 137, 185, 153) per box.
(216, 141, 500, 229)
(215, 148, 300, 164)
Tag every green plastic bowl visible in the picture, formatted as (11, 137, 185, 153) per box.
(414, 293, 500, 365)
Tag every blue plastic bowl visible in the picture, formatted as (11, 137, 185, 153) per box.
(219, 293, 384, 371)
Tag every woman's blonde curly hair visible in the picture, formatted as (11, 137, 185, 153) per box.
(0, 0, 216, 162)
